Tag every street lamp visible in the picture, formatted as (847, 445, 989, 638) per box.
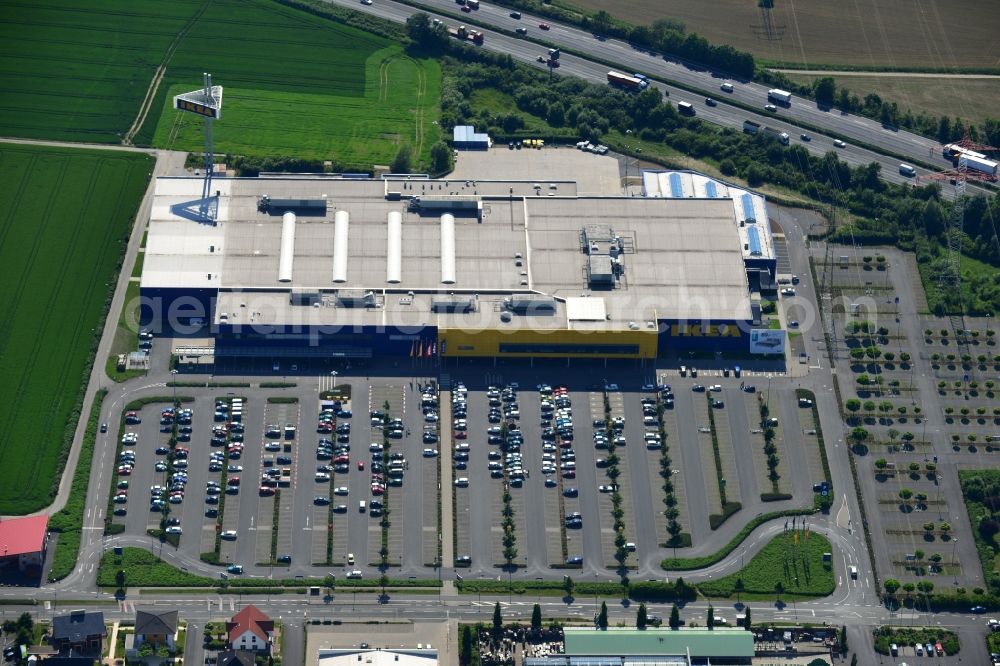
(330, 370, 338, 395)
(170, 369, 178, 405)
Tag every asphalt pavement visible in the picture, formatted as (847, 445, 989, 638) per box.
(324, 0, 988, 199)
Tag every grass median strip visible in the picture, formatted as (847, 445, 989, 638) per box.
(662, 507, 816, 571)
(697, 530, 835, 601)
(48, 390, 106, 581)
(705, 395, 741, 529)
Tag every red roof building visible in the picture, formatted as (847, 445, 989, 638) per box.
(0, 515, 49, 572)
(226, 605, 273, 652)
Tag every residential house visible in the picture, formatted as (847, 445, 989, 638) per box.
(226, 605, 273, 653)
(131, 609, 178, 652)
(50, 611, 105, 656)
(216, 650, 255, 666)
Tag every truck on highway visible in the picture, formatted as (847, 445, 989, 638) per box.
(743, 120, 788, 145)
(963, 155, 999, 179)
(447, 24, 484, 44)
(762, 126, 790, 145)
(466, 0, 479, 8)
(607, 71, 647, 91)
(767, 88, 792, 105)
(677, 101, 695, 116)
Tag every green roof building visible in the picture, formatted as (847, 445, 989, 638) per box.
(524, 627, 754, 666)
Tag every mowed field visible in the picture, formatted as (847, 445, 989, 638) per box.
(144, 0, 440, 167)
(782, 73, 1000, 127)
(0, 143, 152, 514)
(564, 0, 998, 69)
(151, 45, 440, 167)
(0, 0, 205, 142)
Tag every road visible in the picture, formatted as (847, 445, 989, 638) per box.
(323, 0, 992, 198)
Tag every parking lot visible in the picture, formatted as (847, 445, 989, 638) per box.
(105, 377, 443, 579)
(105, 357, 824, 581)
(448, 369, 823, 577)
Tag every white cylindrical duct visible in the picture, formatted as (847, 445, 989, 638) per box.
(332, 210, 349, 283)
(440, 213, 456, 284)
(386, 211, 402, 283)
(278, 212, 296, 282)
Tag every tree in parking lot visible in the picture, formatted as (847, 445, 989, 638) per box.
(883, 578, 900, 595)
(531, 603, 542, 631)
(845, 399, 861, 413)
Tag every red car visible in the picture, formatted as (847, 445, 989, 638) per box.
(357, 460, 365, 471)
(227, 476, 241, 486)
(539, 22, 550, 30)
(461, 5, 471, 11)
(563, 469, 576, 479)
(259, 486, 275, 496)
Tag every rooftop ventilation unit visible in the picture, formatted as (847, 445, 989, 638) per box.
(337, 291, 376, 308)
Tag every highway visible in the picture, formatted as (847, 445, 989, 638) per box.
(325, 0, 992, 198)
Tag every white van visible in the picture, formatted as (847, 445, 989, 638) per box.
(720, 82, 734, 93)
(899, 163, 916, 177)
(359, 500, 366, 512)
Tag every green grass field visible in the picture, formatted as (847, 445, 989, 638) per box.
(142, 0, 439, 167)
(0, 143, 152, 514)
(152, 44, 440, 167)
(697, 530, 835, 599)
(0, 0, 205, 142)
(0, 0, 440, 168)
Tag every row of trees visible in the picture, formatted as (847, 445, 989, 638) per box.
(434, 50, 999, 314)
(657, 394, 684, 545)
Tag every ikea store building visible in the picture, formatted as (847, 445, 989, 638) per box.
(140, 170, 781, 363)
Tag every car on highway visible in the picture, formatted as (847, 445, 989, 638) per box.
(509, 10, 521, 18)
(361, 0, 372, 4)
(539, 22, 550, 29)
(800, 133, 811, 141)
(764, 103, 777, 112)
(833, 139, 847, 148)
(705, 97, 716, 106)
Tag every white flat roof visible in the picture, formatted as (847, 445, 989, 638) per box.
(146, 177, 753, 326)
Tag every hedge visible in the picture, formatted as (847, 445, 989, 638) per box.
(662, 508, 816, 570)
